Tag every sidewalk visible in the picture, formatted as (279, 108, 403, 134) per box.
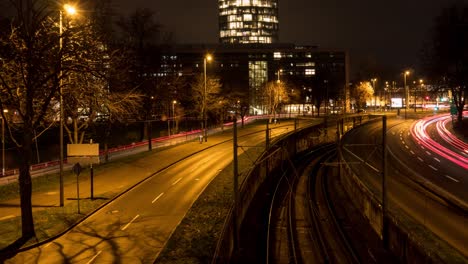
(0, 119, 285, 250)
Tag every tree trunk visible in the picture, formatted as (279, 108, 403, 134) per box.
(18, 127, 35, 239)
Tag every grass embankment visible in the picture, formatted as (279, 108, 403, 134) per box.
(157, 146, 264, 263)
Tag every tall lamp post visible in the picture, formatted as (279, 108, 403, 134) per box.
(59, 4, 77, 206)
(1, 109, 8, 176)
(203, 54, 212, 142)
(403, 71, 410, 111)
(172, 100, 177, 134)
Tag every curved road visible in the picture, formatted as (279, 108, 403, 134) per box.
(342, 116, 467, 257)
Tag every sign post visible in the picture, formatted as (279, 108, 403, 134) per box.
(68, 143, 99, 200)
(73, 162, 82, 214)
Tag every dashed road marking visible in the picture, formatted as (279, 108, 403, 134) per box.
(418, 157, 424, 162)
(428, 165, 438, 171)
(434, 157, 441, 162)
(426, 151, 432, 156)
(86, 250, 102, 264)
(121, 215, 140, 231)
(152, 193, 164, 204)
(445, 175, 459, 183)
(172, 178, 182, 186)
(405, 145, 409, 149)
(410, 150, 415, 155)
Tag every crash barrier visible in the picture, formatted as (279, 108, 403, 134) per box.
(212, 120, 326, 263)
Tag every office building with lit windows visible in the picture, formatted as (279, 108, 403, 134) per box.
(159, 44, 348, 115)
(218, 0, 279, 44)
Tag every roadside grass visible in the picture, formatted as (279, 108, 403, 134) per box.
(157, 144, 264, 263)
(0, 191, 115, 250)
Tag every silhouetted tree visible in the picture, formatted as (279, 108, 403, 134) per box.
(421, 3, 468, 122)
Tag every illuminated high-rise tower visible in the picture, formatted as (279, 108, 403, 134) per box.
(218, 0, 279, 44)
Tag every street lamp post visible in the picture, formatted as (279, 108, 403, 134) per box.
(404, 71, 410, 119)
(172, 100, 176, 134)
(404, 71, 410, 110)
(59, 4, 77, 206)
(1, 109, 7, 176)
(203, 54, 212, 142)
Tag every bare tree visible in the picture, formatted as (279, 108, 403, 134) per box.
(191, 74, 222, 135)
(0, 0, 62, 240)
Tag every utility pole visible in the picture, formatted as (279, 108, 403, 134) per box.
(382, 115, 388, 248)
(233, 117, 239, 250)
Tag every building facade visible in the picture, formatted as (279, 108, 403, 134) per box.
(218, 0, 279, 44)
(160, 44, 348, 115)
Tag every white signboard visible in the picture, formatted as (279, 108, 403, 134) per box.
(391, 98, 403, 108)
(67, 144, 99, 156)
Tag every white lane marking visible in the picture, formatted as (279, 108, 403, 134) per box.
(195, 178, 200, 181)
(410, 150, 415, 155)
(152, 193, 164, 204)
(401, 140, 405, 144)
(86, 250, 103, 264)
(407, 132, 410, 136)
(421, 146, 425, 150)
(426, 151, 432, 156)
(172, 178, 182, 186)
(428, 165, 438, 171)
(433, 157, 441, 162)
(418, 157, 424, 162)
(121, 215, 140, 231)
(392, 132, 395, 136)
(405, 145, 409, 149)
(0, 215, 15, 221)
(445, 175, 459, 183)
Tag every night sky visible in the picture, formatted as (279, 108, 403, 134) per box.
(114, 0, 460, 78)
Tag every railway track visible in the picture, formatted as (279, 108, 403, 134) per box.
(267, 143, 360, 264)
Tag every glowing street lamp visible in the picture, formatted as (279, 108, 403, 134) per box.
(203, 54, 212, 142)
(59, 4, 77, 206)
(172, 100, 177, 134)
(403, 71, 410, 111)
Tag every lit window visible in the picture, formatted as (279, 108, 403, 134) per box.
(274, 52, 282, 59)
(305, 69, 315, 75)
(243, 14, 252, 21)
